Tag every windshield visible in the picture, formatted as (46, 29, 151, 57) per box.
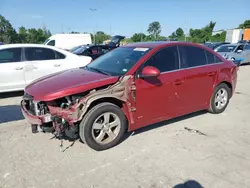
(84, 47, 152, 76)
(43, 39, 50, 45)
(215, 45, 237, 52)
(72, 45, 89, 54)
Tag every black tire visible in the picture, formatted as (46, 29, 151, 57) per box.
(208, 83, 231, 114)
(79, 102, 127, 151)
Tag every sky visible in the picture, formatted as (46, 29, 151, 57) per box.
(0, 0, 250, 37)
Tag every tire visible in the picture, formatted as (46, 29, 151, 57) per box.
(208, 83, 231, 114)
(79, 102, 127, 151)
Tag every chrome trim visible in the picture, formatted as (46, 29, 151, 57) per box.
(159, 62, 223, 75)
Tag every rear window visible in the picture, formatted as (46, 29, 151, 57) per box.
(179, 46, 207, 68)
(0, 48, 21, 63)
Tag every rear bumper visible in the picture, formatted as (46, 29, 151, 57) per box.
(21, 100, 52, 125)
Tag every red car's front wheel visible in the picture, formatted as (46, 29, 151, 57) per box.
(79, 102, 127, 151)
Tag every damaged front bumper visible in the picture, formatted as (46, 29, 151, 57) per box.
(21, 100, 52, 125)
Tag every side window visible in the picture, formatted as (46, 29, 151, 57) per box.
(144, 46, 179, 72)
(25, 47, 56, 61)
(205, 51, 215, 64)
(47, 40, 55, 46)
(55, 51, 66, 59)
(244, 45, 250, 50)
(90, 47, 98, 54)
(215, 56, 222, 63)
(179, 46, 207, 68)
(236, 45, 243, 51)
(0, 48, 21, 63)
(100, 47, 110, 54)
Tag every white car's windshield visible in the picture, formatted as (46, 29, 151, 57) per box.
(84, 47, 152, 76)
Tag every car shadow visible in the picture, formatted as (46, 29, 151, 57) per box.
(132, 110, 207, 136)
(0, 105, 24, 124)
(173, 180, 203, 188)
(0, 91, 24, 99)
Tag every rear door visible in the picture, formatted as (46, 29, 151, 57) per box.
(0, 47, 25, 92)
(23, 47, 65, 85)
(178, 45, 218, 112)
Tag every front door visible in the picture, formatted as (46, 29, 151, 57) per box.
(134, 46, 186, 129)
(23, 47, 64, 85)
(0, 47, 25, 92)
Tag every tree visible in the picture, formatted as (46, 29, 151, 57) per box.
(176, 27, 184, 37)
(94, 31, 110, 44)
(0, 14, 18, 43)
(147, 21, 161, 39)
(168, 32, 177, 40)
(131, 33, 146, 42)
(70, 31, 80, 34)
(238, 20, 250, 29)
(18, 26, 28, 43)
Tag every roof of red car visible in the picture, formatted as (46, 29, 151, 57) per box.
(123, 41, 199, 48)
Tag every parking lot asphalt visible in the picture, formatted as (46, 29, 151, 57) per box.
(1, 66, 250, 188)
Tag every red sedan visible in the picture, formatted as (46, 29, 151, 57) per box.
(21, 41, 238, 151)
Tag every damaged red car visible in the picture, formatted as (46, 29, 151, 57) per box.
(21, 41, 238, 151)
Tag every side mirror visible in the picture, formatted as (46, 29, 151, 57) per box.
(139, 66, 160, 78)
(237, 49, 243, 53)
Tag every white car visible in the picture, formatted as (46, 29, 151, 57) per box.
(0, 44, 92, 93)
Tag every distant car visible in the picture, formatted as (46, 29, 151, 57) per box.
(71, 35, 125, 60)
(70, 44, 114, 60)
(214, 43, 250, 64)
(237, 40, 250, 44)
(204, 42, 230, 50)
(21, 41, 238, 151)
(0, 44, 92, 93)
(0, 42, 4, 45)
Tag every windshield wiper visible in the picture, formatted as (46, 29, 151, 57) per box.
(85, 66, 111, 76)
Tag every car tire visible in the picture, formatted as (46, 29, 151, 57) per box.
(208, 83, 231, 114)
(79, 102, 127, 151)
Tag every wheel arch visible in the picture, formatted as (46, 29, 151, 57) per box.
(85, 97, 130, 130)
(216, 81, 233, 98)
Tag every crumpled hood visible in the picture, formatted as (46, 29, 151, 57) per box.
(25, 68, 119, 101)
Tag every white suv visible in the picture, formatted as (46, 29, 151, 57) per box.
(0, 44, 92, 93)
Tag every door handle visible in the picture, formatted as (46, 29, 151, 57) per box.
(15, 67, 23, 70)
(54, 64, 61, 67)
(174, 79, 184, 85)
(207, 72, 215, 76)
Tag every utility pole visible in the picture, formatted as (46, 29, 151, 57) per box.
(90, 8, 97, 44)
(184, 20, 188, 42)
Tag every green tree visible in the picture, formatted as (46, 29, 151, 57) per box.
(176, 27, 184, 37)
(238, 20, 250, 29)
(168, 32, 177, 40)
(0, 14, 18, 43)
(70, 31, 80, 34)
(147, 21, 161, 39)
(94, 31, 110, 44)
(18, 26, 28, 43)
(131, 33, 146, 42)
